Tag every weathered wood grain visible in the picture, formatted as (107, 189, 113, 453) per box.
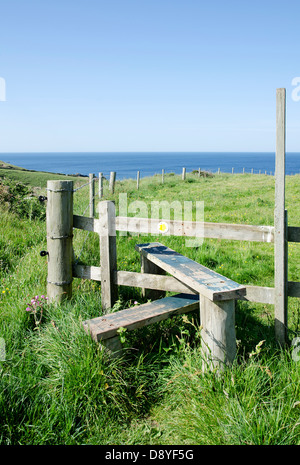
(73, 213, 276, 243)
(99, 201, 118, 310)
(274, 88, 288, 345)
(82, 293, 199, 342)
(135, 242, 246, 301)
(47, 180, 73, 302)
(200, 294, 236, 368)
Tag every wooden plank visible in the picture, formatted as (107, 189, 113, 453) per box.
(135, 242, 246, 301)
(47, 180, 73, 302)
(73, 213, 275, 243)
(82, 293, 199, 342)
(288, 226, 300, 243)
(242, 286, 274, 304)
(274, 88, 288, 345)
(73, 214, 98, 232)
(72, 266, 300, 303)
(115, 217, 274, 242)
(73, 264, 196, 294)
(73, 264, 101, 281)
(99, 201, 118, 310)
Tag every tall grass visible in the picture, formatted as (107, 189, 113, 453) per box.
(0, 170, 300, 445)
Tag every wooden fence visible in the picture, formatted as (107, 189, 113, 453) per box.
(45, 89, 300, 345)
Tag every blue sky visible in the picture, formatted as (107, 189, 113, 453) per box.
(0, 0, 299, 152)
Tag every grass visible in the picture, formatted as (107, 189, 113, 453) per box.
(0, 163, 300, 445)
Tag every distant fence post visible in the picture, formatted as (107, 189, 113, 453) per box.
(46, 180, 73, 302)
(182, 167, 186, 180)
(99, 172, 103, 199)
(109, 171, 116, 194)
(89, 173, 94, 217)
(162, 169, 164, 184)
(137, 170, 140, 190)
(99, 200, 118, 310)
(274, 88, 288, 345)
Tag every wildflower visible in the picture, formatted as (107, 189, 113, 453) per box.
(25, 294, 48, 330)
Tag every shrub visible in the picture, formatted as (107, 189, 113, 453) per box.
(0, 178, 46, 220)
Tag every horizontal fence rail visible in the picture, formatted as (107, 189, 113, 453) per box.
(73, 213, 300, 243)
(72, 263, 300, 304)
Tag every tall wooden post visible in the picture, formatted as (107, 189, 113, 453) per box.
(99, 201, 118, 310)
(182, 167, 186, 180)
(46, 180, 73, 302)
(89, 173, 94, 218)
(137, 170, 140, 190)
(162, 169, 164, 184)
(274, 88, 288, 345)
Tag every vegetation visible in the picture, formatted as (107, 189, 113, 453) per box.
(0, 163, 300, 445)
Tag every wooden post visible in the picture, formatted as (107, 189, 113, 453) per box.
(140, 255, 166, 300)
(99, 172, 103, 199)
(198, 168, 201, 178)
(218, 168, 220, 175)
(99, 200, 118, 310)
(200, 295, 236, 369)
(137, 170, 140, 190)
(243, 168, 245, 174)
(274, 88, 288, 345)
(182, 167, 186, 180)
(109, 171, 116, 194)
(232, 167, 234, 174)
(162, 169, 164, 184)
(46, 180, 73, 302)
(89, 173, 94, 218)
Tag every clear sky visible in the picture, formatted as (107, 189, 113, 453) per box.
(0, 0, 299, 152)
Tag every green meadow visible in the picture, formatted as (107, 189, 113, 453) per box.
(0, 163, 300, 445)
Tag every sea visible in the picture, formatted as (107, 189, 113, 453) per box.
(1, 152, 300, 179)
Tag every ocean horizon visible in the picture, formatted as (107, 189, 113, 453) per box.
(1, 152, 300, 179)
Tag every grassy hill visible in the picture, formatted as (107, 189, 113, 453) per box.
(0, 163, 299, 445)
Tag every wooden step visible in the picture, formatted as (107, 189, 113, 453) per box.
(135, 242, 246, 301)
(83, 293, 199, 343)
